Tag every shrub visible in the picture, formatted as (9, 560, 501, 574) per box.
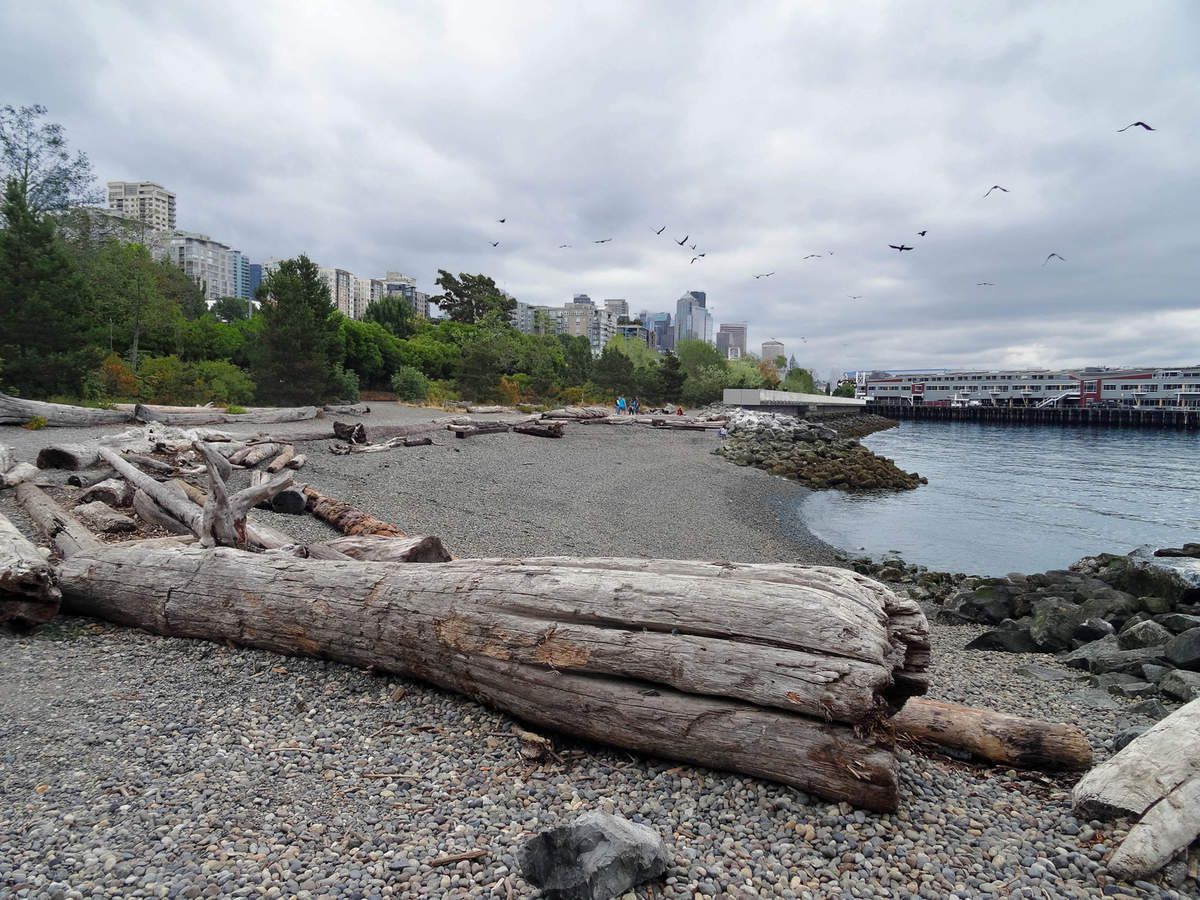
(390, 365, 431, 402)
(328, 363, 361, 403)
(137, 355, 256, 406)
(22, 415, 47, 430)
(225, 404, 247, 414)
(97, 353, 138, 399)
(426, 379, 460, 406)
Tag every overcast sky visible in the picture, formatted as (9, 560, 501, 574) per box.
(3, 1, 1198, 376)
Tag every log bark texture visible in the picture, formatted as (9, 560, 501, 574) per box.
(333, 422, 368, 444)
(79, 478, 133, 507)
(1073, 697, 1200, 819)
(0, 509, 60, 625)
(0, 445, 14, 474)
(266, 445, 295, 473)
(56, 547, 924, 810)
(0, 393, 132, 427)
(303, 486, 407, 537)
(15, 482, 102, 558)
(890, 697, 1093, 770)
(319, 534, 452, 562)
(134, 404, 318, 426)
(133, 489, 194, 536)
(73, 501, 137, 534)
(323, 403, 370, 416)
(2, 462, 40, 487)
(513, 421, 565, 438)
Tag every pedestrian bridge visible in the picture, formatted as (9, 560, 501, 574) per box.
(723, 389, 866, 418)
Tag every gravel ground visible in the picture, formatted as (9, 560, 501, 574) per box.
(1, 407, 1196, 898)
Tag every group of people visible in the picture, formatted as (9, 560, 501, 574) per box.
(613, 396, 685, 415)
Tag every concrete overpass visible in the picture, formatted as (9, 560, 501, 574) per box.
(723, 388, 866, 418)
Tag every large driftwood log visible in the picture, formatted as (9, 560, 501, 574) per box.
(56, 547, 924, 810)
(1073, 697, 1200, 820)
(37, 425, 236, 470)
(890, 697, 1093, 770)
(1106, 776, 1200, 880)
(323, 403, 370, 416)
(318, 534, 452, 562)
(79, 478, 134, 508)
(249, 470, 307, 515)
(303, 486, 407, 537)
(73, 501, 137, 534)
(170, 474, 300, 551)
(265, 445, 295, 473)
(0, 393, 132, 427)
(133, 490, 194, 536)
(0, 445, 14, 474)
(0, 509, 60, 625)
(133, 404, 318, 426)
(541, 406, 609, 420)
(15, 482, 102, 558)
(513, 421, 565, 438)
(2, 462, 40, 487)
(332, 422, 368, 444)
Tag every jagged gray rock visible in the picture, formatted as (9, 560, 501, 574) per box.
(1158, 670, 1200, 702)
(518, 811, 667, 900)
(1111, 725, 1149, 752)
(1164, 628, 1200, 671)
(1118, 619, 1175, 651)
(1074, 618, 1116, 643)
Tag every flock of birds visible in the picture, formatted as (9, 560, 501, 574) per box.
(484, 121, 1155, 307)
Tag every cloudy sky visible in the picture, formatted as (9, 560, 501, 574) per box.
(3, 1, 1197, 376)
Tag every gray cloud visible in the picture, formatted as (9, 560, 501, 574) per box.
(3, 0, 1198, 374)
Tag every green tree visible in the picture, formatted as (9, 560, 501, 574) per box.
(592, 345, 635, 395)
(0, 179, 93, 396)
(728, 357, 767, 388)
(517, 333, 567, 396)
(252, 255, 343, 404)
(833, 380, 857, 398)
(455, 316, 521, 400)
(659, 351, 685, 402)
(155, 259, 209, 320)
(211, 295, 253, 322)
(363, 293, 415, 338)
(558, 334, 593, 385)
(0, 105, 99, 215)
(675, 338, 726, 379)
(431, 270, 515, 324)
(88, 241, 177, 369)
(680, 365, 729, 407)
(781, 367, 817, 394)
(391, 365, 430, 401)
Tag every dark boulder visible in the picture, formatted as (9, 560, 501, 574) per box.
(1117, 619, 1174, 650)
(1073, 618, 1115, 644)
(1028, 598, 1087, 651)
(1129, 698, 1174, 721)
(1154, 542, 1200, 558)
(1158, 669, 1200, 701)
(965, 623, 1037, 653)
(1154, 613, 1200, 634)
(518, 811, 668, 900)
(1059, 636, 1120, 670)
(1141, 663, 1170, 684)
(1078, 589, 1141, 627)
(1088, 645, 1170, 675)
(1163, 627, 1200, 671)
(1110, 725, 1148, 752)
(941, 583, 1019, 625)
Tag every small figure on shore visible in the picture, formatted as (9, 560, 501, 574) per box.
(616, 395, 627, 415)
(631, 397, 640, 415)
(675, 405, 684, 416)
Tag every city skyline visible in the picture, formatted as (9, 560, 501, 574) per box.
(3, 3, 1197, 373)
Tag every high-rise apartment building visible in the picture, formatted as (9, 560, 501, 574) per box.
(319, 267, 355, 317)
(562, 298, 616, 355)
(675, 291, 713, 345)
(228, 250, 253, 301)
(716, 323, 748, 359)
(379, 272, 431, 318)
(762, 339, 786, 362)
(355, 276, 386, 319)
(168, 232, 235, 301)
(107, 181, 177, 231)
(604, 299, 629, 320)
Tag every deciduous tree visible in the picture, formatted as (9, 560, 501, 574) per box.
(431, 270, 515, 324)
(0, 105, 99, 215)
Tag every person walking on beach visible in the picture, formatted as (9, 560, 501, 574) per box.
(631, 396, 640, 415)
(616, 395, 627, 415)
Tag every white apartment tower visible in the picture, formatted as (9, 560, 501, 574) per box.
(762, 339, 786, 362)
(319, 267, 356, 317)
(107, 181, 177, 231)
(167, 232, 235, 302)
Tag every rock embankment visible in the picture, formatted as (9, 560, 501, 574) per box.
(928, 552, 1200, 709)
(825, 412, 899, 440)
(716, 410, 924, 491)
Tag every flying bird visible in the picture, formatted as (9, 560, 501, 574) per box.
(847, 295, 863, 300)
(753, 272, 775, 279)
(497, 218, 506, 223)
(917, 230, 927, 237)
(1118, 121, 1155, 132)
(690, 256, 701, 264)
(802, 254, 821, 260)
(489, 241, 500, 247)
(558, 243, 571, 248)
(594, 238, 613, 244)
(676, 235, 689, 246)
(983, 185, 1009, 198)
(1043, 252, 1066, 265)
(977, 282, 995, 286)
(889, 244, 914, 252)
(654, 225, 667, 234)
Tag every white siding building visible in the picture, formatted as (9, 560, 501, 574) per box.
(106, 181, 177, 231)
(168, 232, 235, 302)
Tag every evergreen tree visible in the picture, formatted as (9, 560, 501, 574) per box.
(592, 345, 635, 394)
(431, 270, 515, 323)
(252, 255, 342, 404)
(558, 334, 593, 385)
(362, 293, 415, 337)
(0, 179, 92, 396)
(659, 351, 685, 402)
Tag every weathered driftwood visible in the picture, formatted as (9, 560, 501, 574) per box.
(287, 453, 307, 470)
(303, 486, 407, 537)
(168, 478, 208, 507)
(451, 422, 511, 439)
(79, 478, 133, 508)
(171, 474, 299, 551)
(237, 442, 285, 468)
(0, 445, 14, 474)
(66, 468, 117, 488)
(323, 403, 370, 416)
(195, 443, 294, 547)
(890, 698, 1093, 770)
(73, 501, 136, 534)
(121, 452, 176, 476)
(134, 403, 318, 426)
(0, 509, 60, 625)
(333, 421, 368, 444)
(134, 490, 194, 536)
(331, 435, 434, 455)
(541, 406, 609, 420)
(1073, 697, 1200, 820)
(319, 534, 452, 563)
(0, 393, 132, 427)
(513, 421, 565, 438)
(99, 448, 201, 531)
(266, 445, 295, 473)
(1106, 775, 1200, 880)
(249, 470, 307, 515)
(56, 547, 924, 810)
(2, 462, 40, 487)
(465, 405, 516, 415)
(15, 482, 102, 559)
(36, 425, 235, 470)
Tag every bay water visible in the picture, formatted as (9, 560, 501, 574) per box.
(799, 421, 1199, 576)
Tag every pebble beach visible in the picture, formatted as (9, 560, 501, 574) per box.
(0, 405, 1194, 898)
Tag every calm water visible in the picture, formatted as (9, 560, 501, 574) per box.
(799, 421, 1199, 576)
